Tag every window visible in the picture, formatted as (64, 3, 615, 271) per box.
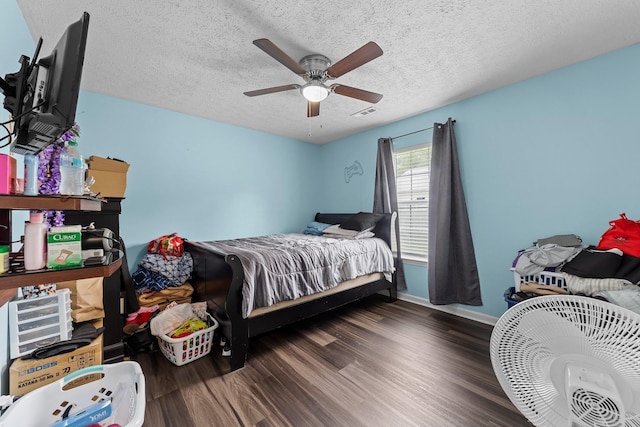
(395, 143, 431, 263)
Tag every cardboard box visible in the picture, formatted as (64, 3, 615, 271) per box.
(10, 335, 103, 396)
(87, 170, 127, 198)
(87, 156, 129, 173)
(86, 156, 129, 198)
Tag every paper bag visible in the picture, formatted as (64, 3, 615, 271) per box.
(57, 278, 105, 322)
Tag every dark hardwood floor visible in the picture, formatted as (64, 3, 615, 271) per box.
(133, 295, 531, 426)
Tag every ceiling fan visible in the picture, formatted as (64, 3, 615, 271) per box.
(243, 39, 384, 117)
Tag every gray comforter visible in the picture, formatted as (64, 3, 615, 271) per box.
(201, 233, 395, 318)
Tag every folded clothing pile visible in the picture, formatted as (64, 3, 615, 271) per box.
(512, 233, 584, 277)
(138, 282, 194, 310)
(133, 234, 195, 310)
(132, 252, 193, 292)
(561, 246, 640, 315)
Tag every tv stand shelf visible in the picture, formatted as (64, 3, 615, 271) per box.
(0, 194, 120, 306)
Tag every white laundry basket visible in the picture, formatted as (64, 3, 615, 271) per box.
(157, 313, 218, 366)
(0, 361, 145, 427)
(511, 268, 566, 292)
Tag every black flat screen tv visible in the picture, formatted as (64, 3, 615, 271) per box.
(0, 12, 89, 155)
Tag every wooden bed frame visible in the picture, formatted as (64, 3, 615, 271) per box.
(185, 212, 398, 371)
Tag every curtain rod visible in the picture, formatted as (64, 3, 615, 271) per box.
(391, 119, 456, 140)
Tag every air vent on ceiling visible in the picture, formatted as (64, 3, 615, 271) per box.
(351, 107, 377, 117)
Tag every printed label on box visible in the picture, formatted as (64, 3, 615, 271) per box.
(47, 225, 82, 269)
(10, 337, 102, 395)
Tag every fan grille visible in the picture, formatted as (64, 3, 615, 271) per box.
(490, 295, 640, 426)
(571, 388, 622, 427)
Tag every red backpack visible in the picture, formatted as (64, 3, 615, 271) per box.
(597, 213, 640, 258)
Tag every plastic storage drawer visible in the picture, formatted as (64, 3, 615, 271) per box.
(9, 289, 73, 359)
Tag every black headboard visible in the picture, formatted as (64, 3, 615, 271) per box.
(314, 212, 395, 249)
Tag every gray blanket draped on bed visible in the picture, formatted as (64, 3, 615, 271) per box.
(200, 233, 395, 318)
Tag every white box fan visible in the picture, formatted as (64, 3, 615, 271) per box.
(490, 295, 640, 427)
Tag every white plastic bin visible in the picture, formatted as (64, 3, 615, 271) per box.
(511, 268, 567, 292)
(0, 361, 146, 427)
(157, 313, 218, 366)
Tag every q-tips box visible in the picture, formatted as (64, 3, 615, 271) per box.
(47, 225, 82, 269)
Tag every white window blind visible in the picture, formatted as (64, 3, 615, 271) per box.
(395, 144, 431, 262)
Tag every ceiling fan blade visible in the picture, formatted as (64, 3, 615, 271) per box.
(253, 39, 307, 76)
(244, 84, 300, 97)
(307, 101, 320, 117)
(325, 41, 383, 78)
(331, 84, 383, 103)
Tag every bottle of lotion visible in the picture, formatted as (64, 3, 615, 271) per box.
(24, 211, 47, 270)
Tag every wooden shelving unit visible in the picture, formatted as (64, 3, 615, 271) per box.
(0, 194, 103, 211)
(0, 194, 120, 306)
(0, 259, 122, 289)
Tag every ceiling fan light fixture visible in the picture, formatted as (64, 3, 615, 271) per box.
(301, 82, 329, 102)
(247, 39, 384, 116)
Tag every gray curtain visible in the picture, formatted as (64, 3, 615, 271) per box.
(428, 119, 482, 305)
(373, 138, 407, 291)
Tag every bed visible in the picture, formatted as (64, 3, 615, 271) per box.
(185, 212, 398, 371)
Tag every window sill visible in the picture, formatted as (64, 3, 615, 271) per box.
(400, 255, 428, 267)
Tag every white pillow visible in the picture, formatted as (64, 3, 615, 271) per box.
(323, 231, 375, 240)
(322, 224, 375, 239)
(323, 224, 356, 236)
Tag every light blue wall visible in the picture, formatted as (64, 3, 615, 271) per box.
(76, 92, 323, 264)
(319, 43, 640, 319)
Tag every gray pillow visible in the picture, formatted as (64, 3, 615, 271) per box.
(340, 212, 384, 232)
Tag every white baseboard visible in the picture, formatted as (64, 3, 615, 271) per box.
(394, 292, 499, 326)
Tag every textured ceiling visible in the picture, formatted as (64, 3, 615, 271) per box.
(15, 0, 640, 144)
